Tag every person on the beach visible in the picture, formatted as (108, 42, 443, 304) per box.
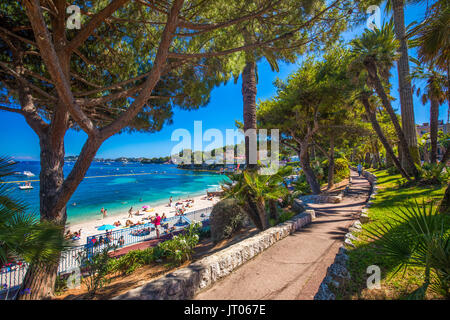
(100, 207, 105, 218)
(169, 196, 173, 207)
(153, 213, 161, 239)
(357, 163, 363, 177)
(103, 209, 107, 218)
(128, 207, 133, 218)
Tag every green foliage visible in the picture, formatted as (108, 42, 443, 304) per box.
(222, 166, 293, 230)
(321, 157, 350, 183)
(292, 175, 312, 195)
(223, 214, 246, 239)
(365, 201, 450, 299)
(340, 169, 447, 299)
(156, 222, 201, 265)
(278, 211, 295, 223)
(387, 165, 400, 175)
(312, 163, 325, 182)
(78, 245, 115, 297)
(418, 162, 450, 186)
(54, 275, 68, 296)
(209, 198, 248, 242)
(198, 226, 211, 240)
(349, 21, 399, 83)
(108, 248, 155, 276)
(0, 157, 67, 267)
(210, 198, 248, 242)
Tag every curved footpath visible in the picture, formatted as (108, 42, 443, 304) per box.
(194, 170, 371, 300)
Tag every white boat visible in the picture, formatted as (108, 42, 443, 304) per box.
(22, 171, 35, 177)
(19, 185, 33, 190)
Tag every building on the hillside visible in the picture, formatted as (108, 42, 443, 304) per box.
(416, 121, 449, 160)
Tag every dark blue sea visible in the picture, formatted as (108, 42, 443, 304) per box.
(4, 161, 228, 223)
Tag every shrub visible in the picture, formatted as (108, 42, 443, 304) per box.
(278, 210, 295, 223)
(292, 174, 311, 195)
(321, 157, 350, 183)
(54, 275, 67, 296)
(78, 245, 115, 296)
(387, 165, 400, 175)
(366, 201, 450, 299)
(419, 163, 449, 185)
(156, 222, 201, 264)
(109, 248, 154, 275)
(198, 226, 211, 240)
(209, 199, 249, 243)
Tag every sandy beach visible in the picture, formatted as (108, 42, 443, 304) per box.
(66, 194, 220, 244)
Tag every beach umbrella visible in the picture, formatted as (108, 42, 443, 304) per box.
(97, 224, 115, 231)
(142, 205, 149, 209)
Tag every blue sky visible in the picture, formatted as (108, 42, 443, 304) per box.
(0, 1, 446, 160)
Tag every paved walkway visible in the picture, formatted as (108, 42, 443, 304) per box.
(194, 170, 371, 300)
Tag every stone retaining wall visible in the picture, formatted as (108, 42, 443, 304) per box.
(114, 211, 315, 300)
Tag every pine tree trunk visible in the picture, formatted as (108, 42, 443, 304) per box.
(361, 95, 410, 179)
(392, 0, 420, 168)
(298, 145, 321, 194)
(17, 135, 67, 300)
(430, 99, 439, 164)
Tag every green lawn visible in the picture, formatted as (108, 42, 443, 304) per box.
(335, 169, 448, 300)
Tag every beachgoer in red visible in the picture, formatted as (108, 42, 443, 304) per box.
(153, 213, 161, 239)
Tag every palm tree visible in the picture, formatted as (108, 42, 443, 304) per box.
(411, 59, 448, 164)
(0, 157, 67, 299)
(408, 0, 449, 73)
(222, 165, 292, 230)
(241, 30, 259, 170)
(359, 91, 410, 179)
(350, 23, 420, 179)
(366, 201, 450, 298)
(408, 0, 449, 123)
(390, 0, 420, 167)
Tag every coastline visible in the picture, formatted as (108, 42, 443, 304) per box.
(66, 193, 220, 245)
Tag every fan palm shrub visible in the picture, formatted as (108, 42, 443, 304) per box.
(0, 157, 68, 299)
(222, 166, 293, 230)
(366, 201, 450, 299)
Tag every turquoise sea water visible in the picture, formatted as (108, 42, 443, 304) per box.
(5, 161, 228, 224)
